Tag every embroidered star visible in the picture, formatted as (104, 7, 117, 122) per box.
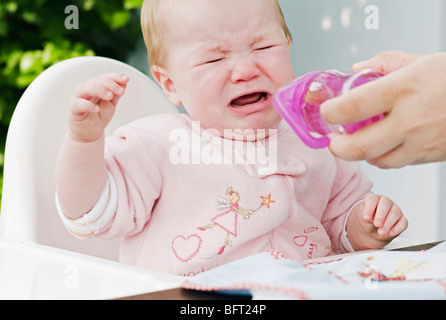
(260, 194, 275, 209)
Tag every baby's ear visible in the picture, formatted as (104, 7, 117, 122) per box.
(151, 65, 182, 106)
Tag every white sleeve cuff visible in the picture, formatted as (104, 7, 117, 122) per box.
(55, 171, 118, 238)
(339, 200, 363, 253)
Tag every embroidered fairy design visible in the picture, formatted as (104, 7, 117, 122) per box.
(198, 187, 275, 255)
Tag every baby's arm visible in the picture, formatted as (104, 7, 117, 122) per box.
(345, 194, 409, 251)
(55, 73, 129, 220)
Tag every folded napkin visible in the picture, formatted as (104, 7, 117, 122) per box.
(182, 243, 446, 300)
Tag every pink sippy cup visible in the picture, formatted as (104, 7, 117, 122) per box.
(273, 69, 385, 149)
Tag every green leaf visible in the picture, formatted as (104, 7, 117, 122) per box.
(15, 73, 38, 88)
(5, 2, 18, 13)
(19, 51, 43, 73)
(22, 11, 39, 24)
(4, 50, 22, 75)
(124, 0, 144, 10)
(83, 0, 96, 11)
(41, 42, 57, 65)
(0, 18, 8, 37)
(101, 10, 130, 30)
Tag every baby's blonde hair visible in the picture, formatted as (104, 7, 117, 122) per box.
(141, 0, 292, 71)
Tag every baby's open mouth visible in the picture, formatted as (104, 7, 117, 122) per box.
(230, 92, 268, 107)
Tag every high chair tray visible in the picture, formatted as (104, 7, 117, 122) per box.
(0, 240, 183, 300)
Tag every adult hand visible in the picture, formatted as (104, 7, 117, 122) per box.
(320, 51, 446, 168)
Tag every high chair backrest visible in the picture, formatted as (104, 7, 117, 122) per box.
(0, 57, 177, 261)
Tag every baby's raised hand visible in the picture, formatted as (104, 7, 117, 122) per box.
(347, 194, 408, 250)
(69, 73, 129, 143)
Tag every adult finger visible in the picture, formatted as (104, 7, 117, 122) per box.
(366, 143, 418, 169)
(320, 74, 396, 125)
(352, 50, 421, 74)
(327, 113, 405, 162)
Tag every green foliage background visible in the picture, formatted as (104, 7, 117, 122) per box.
(0, 0, 144, 203)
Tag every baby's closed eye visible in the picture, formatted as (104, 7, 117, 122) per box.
(206, 58, 224, 64)
(254, 43, 281, 51)
(256, 46, 274, 51)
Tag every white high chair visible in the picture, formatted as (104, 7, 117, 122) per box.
(0, 57, 183, 299)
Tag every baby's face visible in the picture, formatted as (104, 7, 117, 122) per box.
(158, 0, 295, 136)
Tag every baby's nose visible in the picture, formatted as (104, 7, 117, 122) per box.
(230, 57, 260, 83)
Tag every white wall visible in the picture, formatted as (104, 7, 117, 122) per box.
(280, 0, 444, 73)
(279, 0, 446, 242)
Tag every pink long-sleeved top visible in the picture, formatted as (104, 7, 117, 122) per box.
(57, 114, 372, 276)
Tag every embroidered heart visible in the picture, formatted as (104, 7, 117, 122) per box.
(293, 235, 308, 247)
(172, 234, 202, 263)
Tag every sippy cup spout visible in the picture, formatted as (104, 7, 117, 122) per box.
(274, 71, 331, 149)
